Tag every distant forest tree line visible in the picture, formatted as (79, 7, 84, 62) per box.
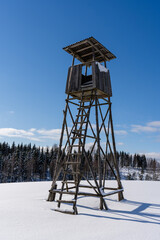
(0, 142, 159, 183)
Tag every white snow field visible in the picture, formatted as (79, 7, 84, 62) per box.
(0, 181, 160, 240)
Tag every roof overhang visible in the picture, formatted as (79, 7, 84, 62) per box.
(63, 37, 116, 64)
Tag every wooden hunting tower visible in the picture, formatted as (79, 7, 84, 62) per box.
(48, 37, 124, 214)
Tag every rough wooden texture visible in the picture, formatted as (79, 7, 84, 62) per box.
(65, 62, 112, 98)
(63, 36, 116, 64)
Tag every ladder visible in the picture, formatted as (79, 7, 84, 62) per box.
(54, 92, 93, 214)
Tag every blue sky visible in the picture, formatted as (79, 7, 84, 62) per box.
(0, 0, 160, 159)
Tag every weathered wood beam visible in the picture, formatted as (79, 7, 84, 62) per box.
(76, 43, 99, 53)
(101, 189, 124, 197)
(66, 99, 79, 106)
(67, 104, 75, 125)
(51, 189, 101, 197)
(78, 185, 119, 191)
(64, 111, 71, 147)
(80, 50, 99, 58)
(68, 47, 85, 63)
(87, 40, 110, 61)
(109, 102, 124, 200)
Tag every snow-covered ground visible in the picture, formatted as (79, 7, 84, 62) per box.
(0, 180, 160, 240)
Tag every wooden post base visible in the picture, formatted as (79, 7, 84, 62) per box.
(47, 184, 57, 201)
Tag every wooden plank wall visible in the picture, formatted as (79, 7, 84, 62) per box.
(65, 62, 112, 97)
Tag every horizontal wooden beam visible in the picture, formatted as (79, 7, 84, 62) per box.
(66, 99, 79, 106)
(66, 39, 88, 49)
(101, 189, 124, 197)
(51, 189, 100, 197)
(80, 50, 99, 58)
(76, 43, 99, 53)
(79, 185, 119, 190)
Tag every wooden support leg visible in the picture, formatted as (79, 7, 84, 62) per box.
(100, 197, 103, 210)
(118, 191, 124, 201)
(48, 183, 57, 201)
(103, 198, 108, 210)
(95, 92, 103, 210)
(109, 101, 124, 201)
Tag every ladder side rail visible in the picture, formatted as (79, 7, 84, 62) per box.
(48, 96, 83, 201)
(57, 92, 86, 212)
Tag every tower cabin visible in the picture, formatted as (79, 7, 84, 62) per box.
(64, 37, 116, 100)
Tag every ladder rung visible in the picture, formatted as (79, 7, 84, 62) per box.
(71, 136, 84, 139)
(64, 171, 81, 175)
(64, 162, 80, 165)
(54, 208, 76, 215)
(68, 153, 82, 156)
(76, 114, 88, 116)
(72, 134, 96, 139)
(57, 200, 76, 204)
(75, 121, 87, 124)
(70, 145, 83, 147)
(71, 131, 85, 135)
(77, 106, 90, 109)
(72, 129, 85, 134)
(72, 130, 85, 133)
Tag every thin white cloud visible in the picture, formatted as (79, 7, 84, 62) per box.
(0, 127, 63, 142)
(117, 142, 124, 146)
(37, 129, 61, 136)
(147, 121, 160, 127)
(131, 121, 160, 133)
(0, 128, 34, 137)
(29, 128, 36, 132)
(0, 128, 40, 141)
(131, 125, 157, 133)
(115, 124, 128, 128)
(36, 129, 62, 140)
(115, 130, 127, 135)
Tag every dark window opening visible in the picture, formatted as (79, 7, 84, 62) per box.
(81, 66, 93, 87)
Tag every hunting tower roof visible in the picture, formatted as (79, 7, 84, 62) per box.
(63, 37, 116, 64)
